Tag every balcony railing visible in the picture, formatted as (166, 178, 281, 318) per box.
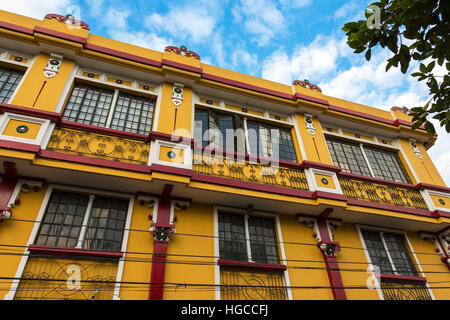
(220, 267, 287, 300)
(192, 151, 309, 191)
(380, 278, 432, 300)
(47, 127, 150, 165)
(14, 255, 118, 300)
(338, 175, 428, 210)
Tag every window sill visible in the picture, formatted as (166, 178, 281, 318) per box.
(27, 244, 123, 259)
(217, 259, 287, 272)
(378, 273, 427, 283)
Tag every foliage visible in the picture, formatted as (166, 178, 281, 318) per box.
(342, 0, 449, 135)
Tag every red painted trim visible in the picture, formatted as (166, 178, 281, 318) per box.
(38, 149, 151, 173)
(161, 59, 203, 74)
(415, 183, 450, 193)
(394, 119, 426, 130)
(294, 92, 329, 106)
(148, 241, 168, 300)
(433, 210, 450, 219)
(312, 191, 348, 202)
(300, 160, 342, 173)
(0, 163, 17, 210)
(328, 104, 396, 126)
(191, 173, 314, 198)
(0, 21, 34, 35)
(27, 244, 123, 259)
(316, 218, 346, 300)
(378, 273, 427, 283)
(201, 73, 294, 101)
(84, 43, 162, 68)
(0, 140, 41, 153)
(148, 195, 173, 300)
(0, 102, 62, 122)
(33, 26, 87, 44)
(217, 259, 287, 272)
(150, 164, 193, 177)
(338, 171, 415, 189)
(346, 198, 434, 217)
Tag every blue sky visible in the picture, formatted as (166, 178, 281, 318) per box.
(2, 0, 449, 185)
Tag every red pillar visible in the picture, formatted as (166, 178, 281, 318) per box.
(316, 218, 347, 300)
(148, 186, 175, 300)
(0, 162, 17, 220)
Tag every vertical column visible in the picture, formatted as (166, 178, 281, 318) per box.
(0, 162, 17, 221)
(297, 209, 347, 300)
(145, 185, 190, 300)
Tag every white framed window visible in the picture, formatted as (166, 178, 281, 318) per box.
(60, 68, 160, 135)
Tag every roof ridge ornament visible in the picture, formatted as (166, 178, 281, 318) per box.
(293, 79, 322, 92)
(165, 45, 201, 60)
(44, 13, 90, 30)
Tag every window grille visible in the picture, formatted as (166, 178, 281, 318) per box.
(62, 83, 156, 135)
(35, 190, 129, 252)
(0, 67, 24, 103)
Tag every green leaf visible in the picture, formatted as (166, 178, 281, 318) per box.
(365, 49, 372, 61)
(419, 63, 427, 73)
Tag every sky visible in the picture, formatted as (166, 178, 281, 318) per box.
(1, 0, 449, 185)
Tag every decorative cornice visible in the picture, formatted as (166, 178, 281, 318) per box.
(293, 79, 322, 92)
(165, 45, 200, 60)
(44, 13, 90, 30)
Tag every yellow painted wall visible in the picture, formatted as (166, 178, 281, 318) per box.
(279, 214, 334, 300)
(2, 119, 42, 140)
(295, 113, 333, 164)
(164, 202, 215, 300)
(0, 185, 48, 300)
(398, 138, 446, 186)
(156, 83, 193, 137)
(119, 198, 154, 300)
(405, 231, 450, 300)
(11, 53, 75, 112)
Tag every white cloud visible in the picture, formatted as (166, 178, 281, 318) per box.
(1, 0, 73, 20)
(233, 0, 286, 46)
(109, 30, 171, 52)
(103, 8, 130, 30)
(334, 0, 358, 20)
(279, 0, 312, 8)
(262, 35, 349, 84)
(145, 5, 217, 43)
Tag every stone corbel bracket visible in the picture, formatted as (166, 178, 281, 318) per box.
(1, 180, 43, 221)
(419, 231, 450, 266)
(297, 215, 321, 242)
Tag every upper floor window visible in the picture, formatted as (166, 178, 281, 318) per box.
(35, 190, 129, 252)
(0, 67, 24, 103)
(195, 108, 297, 163)
(62, 83, 156, 135)
(361, 230, 418, 277)
(218, 212, 280, 265)
(326, 137, 411, 183)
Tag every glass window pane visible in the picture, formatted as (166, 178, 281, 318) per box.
(35, 191, 89, 248)
(62, 83, 114, 127)
(361, 230, 394, 274)
(326, 138, 371, 176)
(218, 213, 247, 261)
(363, 146, 411, 183)
(82, 196, 129, 251)
(109, 92, 156, 135)
(0, 67, 24, 103)
(248, 216, 280, 264)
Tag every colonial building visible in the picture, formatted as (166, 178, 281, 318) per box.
(0, 10, 449, 300)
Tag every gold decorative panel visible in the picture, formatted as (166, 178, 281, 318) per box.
(14, 256, 119, 300)
(47, 127, 150, 165)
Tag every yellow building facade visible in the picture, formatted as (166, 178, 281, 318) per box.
(0, 10, 449, 301)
